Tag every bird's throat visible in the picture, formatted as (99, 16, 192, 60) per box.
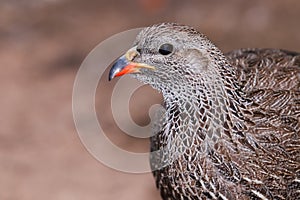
(158, 81, 234, 161)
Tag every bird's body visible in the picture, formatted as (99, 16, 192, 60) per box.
(150, 48, 300, 200)
(109, 23, 300, 200)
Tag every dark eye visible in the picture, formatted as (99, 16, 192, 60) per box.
(136, 47, 141, 53)
(158, 43, 173, 55)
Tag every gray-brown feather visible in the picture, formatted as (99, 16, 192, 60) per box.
(150, 48, 300, 200)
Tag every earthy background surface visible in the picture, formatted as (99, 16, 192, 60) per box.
(1, 0, 299, 199)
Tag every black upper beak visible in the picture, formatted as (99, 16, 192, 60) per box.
(108, 55, 128, 81)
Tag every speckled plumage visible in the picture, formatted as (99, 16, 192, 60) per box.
(113, 23, 300, 200)
(150, 47, 300, 200)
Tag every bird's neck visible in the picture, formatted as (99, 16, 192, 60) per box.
(159, 66, 248, 160)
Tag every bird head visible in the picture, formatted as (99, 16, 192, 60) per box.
(109, 23, 226, 94)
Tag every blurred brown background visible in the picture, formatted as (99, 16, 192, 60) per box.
(0, 0, 299, 199)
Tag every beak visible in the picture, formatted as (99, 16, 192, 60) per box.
(108, 47, 156, 81)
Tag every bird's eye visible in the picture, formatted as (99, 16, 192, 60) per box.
(158, 43, 173, 55)
(136, 47, 141, 53)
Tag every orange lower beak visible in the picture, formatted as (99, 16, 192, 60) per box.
(113, 63, 142, 78)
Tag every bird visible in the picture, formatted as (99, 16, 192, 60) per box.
(108, 23, 300, 200)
